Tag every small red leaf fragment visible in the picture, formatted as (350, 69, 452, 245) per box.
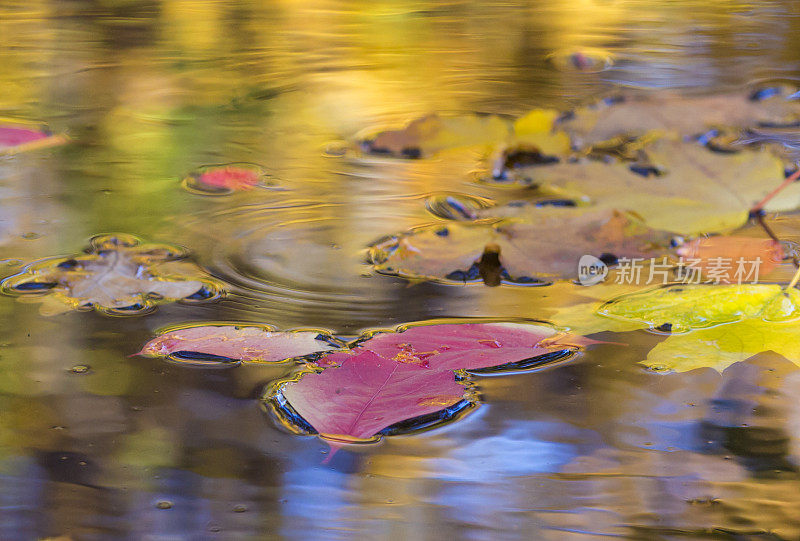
(0, 125, 67, 153)
(0, 126, 49, 147)
(198, 166, 261, 191)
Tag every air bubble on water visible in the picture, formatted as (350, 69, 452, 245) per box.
(424, 193, 495, 221)
(546, 48, 615, 73)
(155, 500, 173, 510)
(90, 233, 140, 250)
(69, 364, 91, 374)
(645, 364, 672, 373)
(322, 141, 349, 157)
(180, 281, 225, 304)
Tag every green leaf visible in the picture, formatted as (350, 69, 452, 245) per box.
(588, 284, 800, 372)
(599, 284, 800, 332)
(645, 319, 800, 372)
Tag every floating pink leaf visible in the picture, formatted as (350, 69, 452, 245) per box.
(350, 322, 582, 371)
(272, 321, 592, 442)
(139, 321, 583, 371)
(138, 324, 342, 363)
(279, 351, 467, 441)
(140, 320, 597, 442)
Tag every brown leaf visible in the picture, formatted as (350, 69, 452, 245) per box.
(0, 234, 220, 315)
(369, 207, 667, 284)
(560, 89, 800, 146)
(358, 113, 511, 158)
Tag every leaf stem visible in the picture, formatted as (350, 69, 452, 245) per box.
(755, 211, 781, 244)
(787, 264, 800, 290)
(754, 209, 799, 269)
(751, 166, 800, 213)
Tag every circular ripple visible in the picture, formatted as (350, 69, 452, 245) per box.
(187, 201, 436, 326)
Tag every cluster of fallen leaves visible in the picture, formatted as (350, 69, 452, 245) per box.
(359, 87, 800, 377)
(363, 88, 800, 283)
(139, 321, 592, 444)
(8, 90, 800, 451)
(127, 88, 800, 448)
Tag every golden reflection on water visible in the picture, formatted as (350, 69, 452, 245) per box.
(2, 0, 800, 538)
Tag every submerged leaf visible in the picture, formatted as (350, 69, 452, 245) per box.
(0, 234, 220, 315)
(644, 319, 800, 372)
(369, 207, 667, 284)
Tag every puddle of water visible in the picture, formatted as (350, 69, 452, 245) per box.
(3, 1, 800, 539)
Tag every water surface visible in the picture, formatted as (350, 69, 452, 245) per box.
(3, 1, 800, 539)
